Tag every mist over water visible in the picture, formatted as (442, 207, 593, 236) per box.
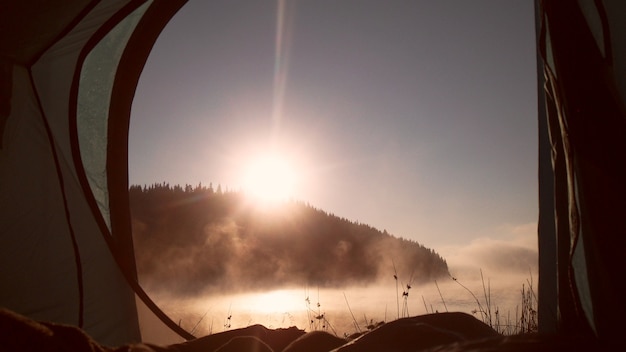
(131, 188, 539, 344)
(140, 269, 536, 344)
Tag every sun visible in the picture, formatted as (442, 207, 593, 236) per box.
(242, 153, 296, 203)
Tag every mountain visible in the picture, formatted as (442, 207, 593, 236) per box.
(129, 183, 449, 296)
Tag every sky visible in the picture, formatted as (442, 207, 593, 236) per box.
(129, 0, 538, 258)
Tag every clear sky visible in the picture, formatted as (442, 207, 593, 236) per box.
(129, 0, 538, 260)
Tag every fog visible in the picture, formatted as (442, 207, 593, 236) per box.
(139, 256, 537, 344)
(440, 223, 538, 279)
(132, 192, 449, 298)
(133, 191, 538, 344)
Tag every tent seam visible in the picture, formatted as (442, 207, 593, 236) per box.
(69, 0, 196, 341)
(27, 67, 85, 328)
(27, 1, 102, 68)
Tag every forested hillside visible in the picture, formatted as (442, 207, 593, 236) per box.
(130, 183, 449, 296)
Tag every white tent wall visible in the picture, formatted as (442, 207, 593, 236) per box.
(135, 297, 188, 345)
(105, 0, 196, 344)
(78, 1, 153, 232)
(0, 65, 81, 325)
(1, 0, 188, 346)
(2, 1, 146, 345)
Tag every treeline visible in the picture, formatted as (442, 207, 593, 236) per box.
(129, 182, 449, 296)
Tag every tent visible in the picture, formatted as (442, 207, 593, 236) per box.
(536, 0, 626, 343)
(0, 0, 192, 346)
(0, 0, 624, 348)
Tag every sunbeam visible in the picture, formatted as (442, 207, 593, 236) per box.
(271, 0, 295, 142)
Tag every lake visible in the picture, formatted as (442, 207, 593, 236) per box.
(138, 270, 536, 344)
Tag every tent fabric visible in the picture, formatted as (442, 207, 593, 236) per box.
(77, 1, 152, 232)
(537, 0, 626, 343)
(1, 0, 188, 346)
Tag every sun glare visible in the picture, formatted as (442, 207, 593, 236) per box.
(243, 154, 296, 203)
(246, 290, 305, 313)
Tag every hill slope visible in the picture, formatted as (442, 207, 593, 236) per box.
(130, 183, 449, 296)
